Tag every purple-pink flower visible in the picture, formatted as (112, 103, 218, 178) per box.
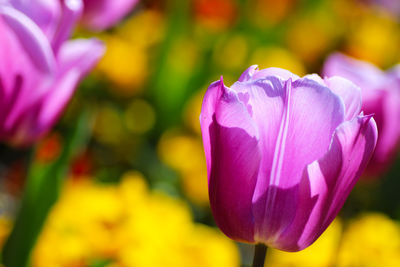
(362, 0, 400, 17)
(323, 53, 400, 177)
(200, 66, 377, 251)
(0, 1, 104, 146)
(80, 0, 139, 31)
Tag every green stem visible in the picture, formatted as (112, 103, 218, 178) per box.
(252, 243, 268, 267)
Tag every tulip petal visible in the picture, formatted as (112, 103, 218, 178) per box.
(51, 0, 83, 53)
(0, 15, 52, 136)
(323, 53, 385, 91)
(0, 5, 55, 73)
(238, 66, 300, 83)
(200, 80, 224, 175)
(252, 67, 300, 81)
(238, 65, 258, 82)
(246, 78, 345, 244)
(80, 0, 138, 31)
(276, 115, 378, 251)
(302, 74, 363, 120)
(36, 39, 104, 133)
(366, 79, 400, 174)
(6, 0, 61, 38)
(200, 79, 260, 242)
(324, 76, 362, 121)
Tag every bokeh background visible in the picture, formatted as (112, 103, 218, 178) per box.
(1, 0, 400, 266)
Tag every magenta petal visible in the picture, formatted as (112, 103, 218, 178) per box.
(324, 76, 362, 121)
(200, 80, 224, 175)
(323, 53, 385, 91)
(276, 115, 378, 251)
(81, 0, 138, 31)
(51, 0, 83, 53)
(324, 53, 400, 176)
(200, 79, 260, 242)
(367, 80, 400, 173)
(200, 65, 379, 250)
(36, 39, 104, 133)
(0, 5, 55, 73)
(252, 67, 300, 81)
(238, 65, 259, 82)
(6, 0, 61, 39)
(251, 78, 345, 244)
(56, 38, 105, 76)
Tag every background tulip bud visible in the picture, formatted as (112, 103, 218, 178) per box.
(323, 53, 400, 177)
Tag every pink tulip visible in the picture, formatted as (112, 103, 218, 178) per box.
(4, 0, 83, 52)
(363, 0, 400, 17)
(323, 53, 400, 176)
(0, 2, 104, 146)
(200, 66, 377, 251)
(80, 0, 139, 31)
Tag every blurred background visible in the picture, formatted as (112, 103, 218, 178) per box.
(1, 0, 400, 266)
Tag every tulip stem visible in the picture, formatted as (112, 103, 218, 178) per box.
(252, 243, 268, 267)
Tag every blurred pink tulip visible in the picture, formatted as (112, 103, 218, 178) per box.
(4, 0, 83, 52)
(80, 0, 139, 31)
(200, 66, 377, 251)
(363, 0, 400, 17)
(0, 1, 104, 146)
(323, 53, 400, 176)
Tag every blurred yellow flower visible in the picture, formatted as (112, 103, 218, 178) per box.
(250, 46, 306, 76)
(158, 131, 209, 205)
(0, 216, 11, 249)
(184, 90, 204, 135)
(286, 11, 341, 64)
(337, 213, 400, 267)
(167, 38, 200, 75)
(213, 34, 248, 71)
(32, 172, 238, 266)
(93, 104, 126, 146)
(124, 99, 156, 134)
(95, 10, 165, 96)
(266, 219, 342, 267)
(345, 12, 400, 67)
(118, 10, 165, 48)
(97, 36, 148, 94)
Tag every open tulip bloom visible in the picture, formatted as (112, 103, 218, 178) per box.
(200, 66, 378, 254)
(0, 1, 104, 146)
(323, 53, 400, 177)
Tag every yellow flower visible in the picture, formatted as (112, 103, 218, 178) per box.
(124, 99, 156, 134)
(32, 172, 239, 266)
(95, 10, 165, 96)
(158, 130, 209, 205)
(96, 36, 148, 94)
(250, 46, 306, 76)
(93, 104, 126, 146)
(337, 213, 400, 267)
(266, 219, 342, 267)
(286, 10, 341, 64)
(0, 216, 12, 249)
(117, 10, 165, 48)
(184, 90, 204, 135)
(212, 34, 249, 71)
(345, 12, 400, 67)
